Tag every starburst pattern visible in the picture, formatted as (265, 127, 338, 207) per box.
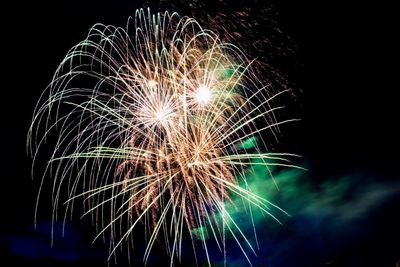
(28, 9, 301, 266)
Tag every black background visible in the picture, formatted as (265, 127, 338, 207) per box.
(1, 1, 399, 266)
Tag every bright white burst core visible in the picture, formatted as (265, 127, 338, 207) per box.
(155, 107, 170, 124)
(195, 85, 212, 105)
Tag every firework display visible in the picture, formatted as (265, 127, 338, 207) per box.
(28, 9, 300, 265)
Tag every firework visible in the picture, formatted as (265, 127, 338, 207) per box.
(28, 9, 301, 266)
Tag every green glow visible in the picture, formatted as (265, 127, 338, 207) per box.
(238, 136, 257, 150)
(190, 157, 304, 239)
(219, 67, 235, 80)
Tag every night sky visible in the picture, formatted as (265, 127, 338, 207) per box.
(1, 1, 399, 266)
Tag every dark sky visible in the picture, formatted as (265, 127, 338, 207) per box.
(1, 1, 399, 266)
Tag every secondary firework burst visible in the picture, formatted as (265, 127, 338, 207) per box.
(28, 8, 301, 266)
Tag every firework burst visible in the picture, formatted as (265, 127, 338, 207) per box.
(28, 9, 301, 266)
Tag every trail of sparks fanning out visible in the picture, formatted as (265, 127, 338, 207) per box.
(28, 8, 302, 266)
